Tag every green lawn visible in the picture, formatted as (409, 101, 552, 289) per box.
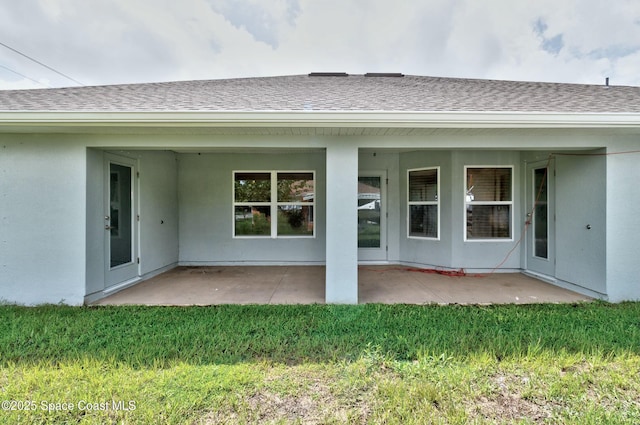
(1, 303, 639, 424)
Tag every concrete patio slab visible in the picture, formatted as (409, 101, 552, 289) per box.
(358, 266, 590, 304)
(94, 265, 591, 306)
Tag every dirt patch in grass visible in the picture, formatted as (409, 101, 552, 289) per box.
(246, 387, 338, 424)
(200, 368, 371, 424)
(469, 374, 557, 423)
(201, 388, 369, 424)
(472, 393, 554, 423)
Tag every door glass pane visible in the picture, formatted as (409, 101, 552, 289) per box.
(110, 163, 132, 267)
(533, 168, 548, 258)
(358, 177, 381, 248)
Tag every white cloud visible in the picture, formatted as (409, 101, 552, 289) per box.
(206, 0, 301, 48)
(0, 0, 639, 89)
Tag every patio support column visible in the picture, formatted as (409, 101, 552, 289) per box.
(325, 142, 358, 304)
(606, 148, 640, 302)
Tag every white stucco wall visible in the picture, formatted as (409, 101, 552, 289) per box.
(399, 150, 454, 268)
(555, 151, 607, 296)
(1, 129, 638, 304)
(85, 148, 105, 295)
(178, 151, 326, 265)
(85, 149, 179, 301)
(325, 143, 358, 303)
(450, 150, 523, 271)
(397, 150, 522, 272)
(1, 136, 86, 305)
(606, 141, 640, 302)
(137, 150, 179, 276)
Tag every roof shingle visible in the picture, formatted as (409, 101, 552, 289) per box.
(0, 74, 639, 113)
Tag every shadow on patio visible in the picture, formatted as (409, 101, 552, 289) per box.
(93, 266, 591, 306)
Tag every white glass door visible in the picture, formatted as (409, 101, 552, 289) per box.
(526, 160, 555, 277)
(105, 154, 139, 287)
(358, 172, 387, 261)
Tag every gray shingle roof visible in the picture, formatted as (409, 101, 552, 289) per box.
(0, 74, 639, 113)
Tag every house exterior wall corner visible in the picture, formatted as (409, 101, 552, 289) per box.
(0, 136, 86, 305)
(605, 146, 640, 302)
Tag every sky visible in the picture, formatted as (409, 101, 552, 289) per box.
(1, 0, 639, 90)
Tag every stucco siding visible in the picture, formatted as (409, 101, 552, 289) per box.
(1, 136, 86, 305)
(137, 151, 179, 276)
(177, 151, 326, 265)
(399, 150, 454, 268)
(450, 151, 522, 271)
(85, 148, 105, 295)
(555, 151, 607, 294)
(606, 140, 640, 301)
(85, 149, 179, 300)
(325, 143, 358, 303)
(398, 150, 521, 271)
(0, 129, 637, 304)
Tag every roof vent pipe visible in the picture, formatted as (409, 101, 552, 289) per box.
(365, 73, 404, 77)
(308, 72, 349, 77)
(605, 77, 609, 86)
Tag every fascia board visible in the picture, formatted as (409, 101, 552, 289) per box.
(0, 111, 640, 129)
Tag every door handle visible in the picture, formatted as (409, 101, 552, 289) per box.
(105, 225, 112, 230)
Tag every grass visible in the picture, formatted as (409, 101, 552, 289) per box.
(1, 302, 639, 423)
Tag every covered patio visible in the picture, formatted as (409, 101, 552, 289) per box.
(93, 266, 590, 306)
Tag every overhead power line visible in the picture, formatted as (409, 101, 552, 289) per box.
(0, 63, 51, 88)
(0, 41, 84, 86)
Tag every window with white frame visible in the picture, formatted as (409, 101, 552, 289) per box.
(465, 166, 513, 240)
(408, 167, 439, 239)
(234, 171, 315, 237)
